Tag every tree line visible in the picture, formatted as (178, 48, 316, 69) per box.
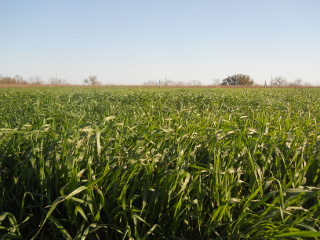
(0, 75, 67, 85)
(0, 75, 100, 86)
(144, 74, 309, 87)
(0, 74, 311, 87)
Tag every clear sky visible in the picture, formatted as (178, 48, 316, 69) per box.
(1, 1, 320, 85)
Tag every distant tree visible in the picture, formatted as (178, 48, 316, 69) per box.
(221, 74, 254, 86)
(144, 79, 202, 87)
(270, 76, 287, 87)
(175, 80, 187, 86)
(161, 78, 175, 86)
(292, 78, 302, 86)
(188, 80, 202, 86)
(0, 75, 28, 84)
(0, 76, 14, 84)
(13, 75, 28, 84)
(29, 76, 44, 84)
(48, 77, 67, 85)
(84, 75, 100, 85)
(146, 77, 175, 87)
(212, 78, 221, 86)
(143, 80, 158, 86)
(303, 81, 313, 87)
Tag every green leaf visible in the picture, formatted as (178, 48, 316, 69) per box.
(275, 231, 320, 237)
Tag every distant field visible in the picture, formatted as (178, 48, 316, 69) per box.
(1, 87, 320, 239)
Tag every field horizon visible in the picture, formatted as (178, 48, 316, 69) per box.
(1, 83, 320, 89)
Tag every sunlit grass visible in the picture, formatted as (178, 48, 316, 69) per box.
(1, 87, 320, 239)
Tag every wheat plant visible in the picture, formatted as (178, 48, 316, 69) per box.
(0, 87, 320, 239)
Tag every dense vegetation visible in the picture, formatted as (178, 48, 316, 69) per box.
(221, 74, 254, 86)
(1, 87, 320, 239)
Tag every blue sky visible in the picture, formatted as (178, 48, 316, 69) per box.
(1, 1, 320, 85)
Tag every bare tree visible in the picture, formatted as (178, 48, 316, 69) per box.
(161, 78, 175, 86)
(270, 76, 287, 87)
(13, 75, 28, 84)
(212, 78, 221, 86)
(48, 77, 67, 85)
(143, 80, 158, 86)
(293, 78, 302, 86)
(84, 75, 101, 86)
(188, 80, 202, 86)
(29, 76, 44, 84)
(175, 80, 187, 86)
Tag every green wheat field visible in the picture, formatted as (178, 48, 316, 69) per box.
(1, 87, 320, 239)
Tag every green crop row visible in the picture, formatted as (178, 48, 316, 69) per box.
(0, 87, 320, 239)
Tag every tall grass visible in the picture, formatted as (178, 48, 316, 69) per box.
(1, 87, 320, 239)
